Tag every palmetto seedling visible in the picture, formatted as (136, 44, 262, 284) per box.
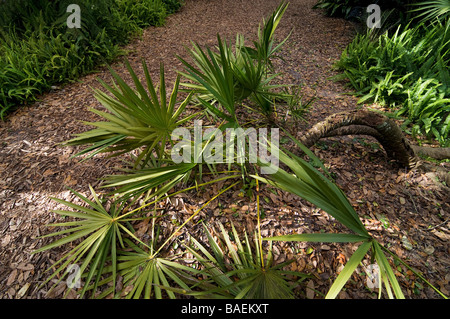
(281, 84, 316, 123)
(111, 239, 197, 299)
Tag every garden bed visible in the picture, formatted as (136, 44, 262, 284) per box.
(0, 0, 448, 299)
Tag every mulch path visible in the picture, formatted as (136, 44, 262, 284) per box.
(0, 0, 448, 299)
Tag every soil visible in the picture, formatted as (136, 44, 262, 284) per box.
(0, 0, 449, 299)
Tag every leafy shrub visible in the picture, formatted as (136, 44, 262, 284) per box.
(0, 25, 121, 118)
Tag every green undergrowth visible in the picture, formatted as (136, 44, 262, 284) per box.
(0, 0, 183, 119)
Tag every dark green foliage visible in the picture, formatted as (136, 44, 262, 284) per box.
(312, 0, 425, 35)
(314, 0, 450, 145)
(0, 0, 183, 119)
(313, 0, 411, 20)
(115, 0, 168, 28)
(334, 21, 450, 146)
(162, 0, 183, 14)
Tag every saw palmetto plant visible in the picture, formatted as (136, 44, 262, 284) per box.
(65, 59, 198, 167)
(31, 1, 448, 300)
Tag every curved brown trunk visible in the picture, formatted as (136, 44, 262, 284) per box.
(299, 109, 450, 167)
(409, 145, 450, 161)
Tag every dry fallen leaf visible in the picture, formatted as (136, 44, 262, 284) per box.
(17, 263, 34, 271)
(431, 230, 450, 241)
(43, 169, 54, 177)
(16, 283, 30, 299)
(306, 280, 315, 299)
(6, 269, 17, 286)
(1, 234, 11, 247)
(388, 189, 398, 195)
(343, 171, 353, 178)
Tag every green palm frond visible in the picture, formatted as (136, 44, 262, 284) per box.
(411, 0, 450, 23)
(32, 186, 142, 298)
(104, 162, 198, 201)
(116, 239, 198, 299)
(65, 59, 198, 167)
(178, 36, 237, 123)
(253, 135, 405, 298)
(184, 222, 309, 299)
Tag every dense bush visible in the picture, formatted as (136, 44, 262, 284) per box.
(0, 0, 183, 119)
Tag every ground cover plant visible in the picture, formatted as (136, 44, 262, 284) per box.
(31, 2, 448, 300)
(0, 0, 183, 119)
